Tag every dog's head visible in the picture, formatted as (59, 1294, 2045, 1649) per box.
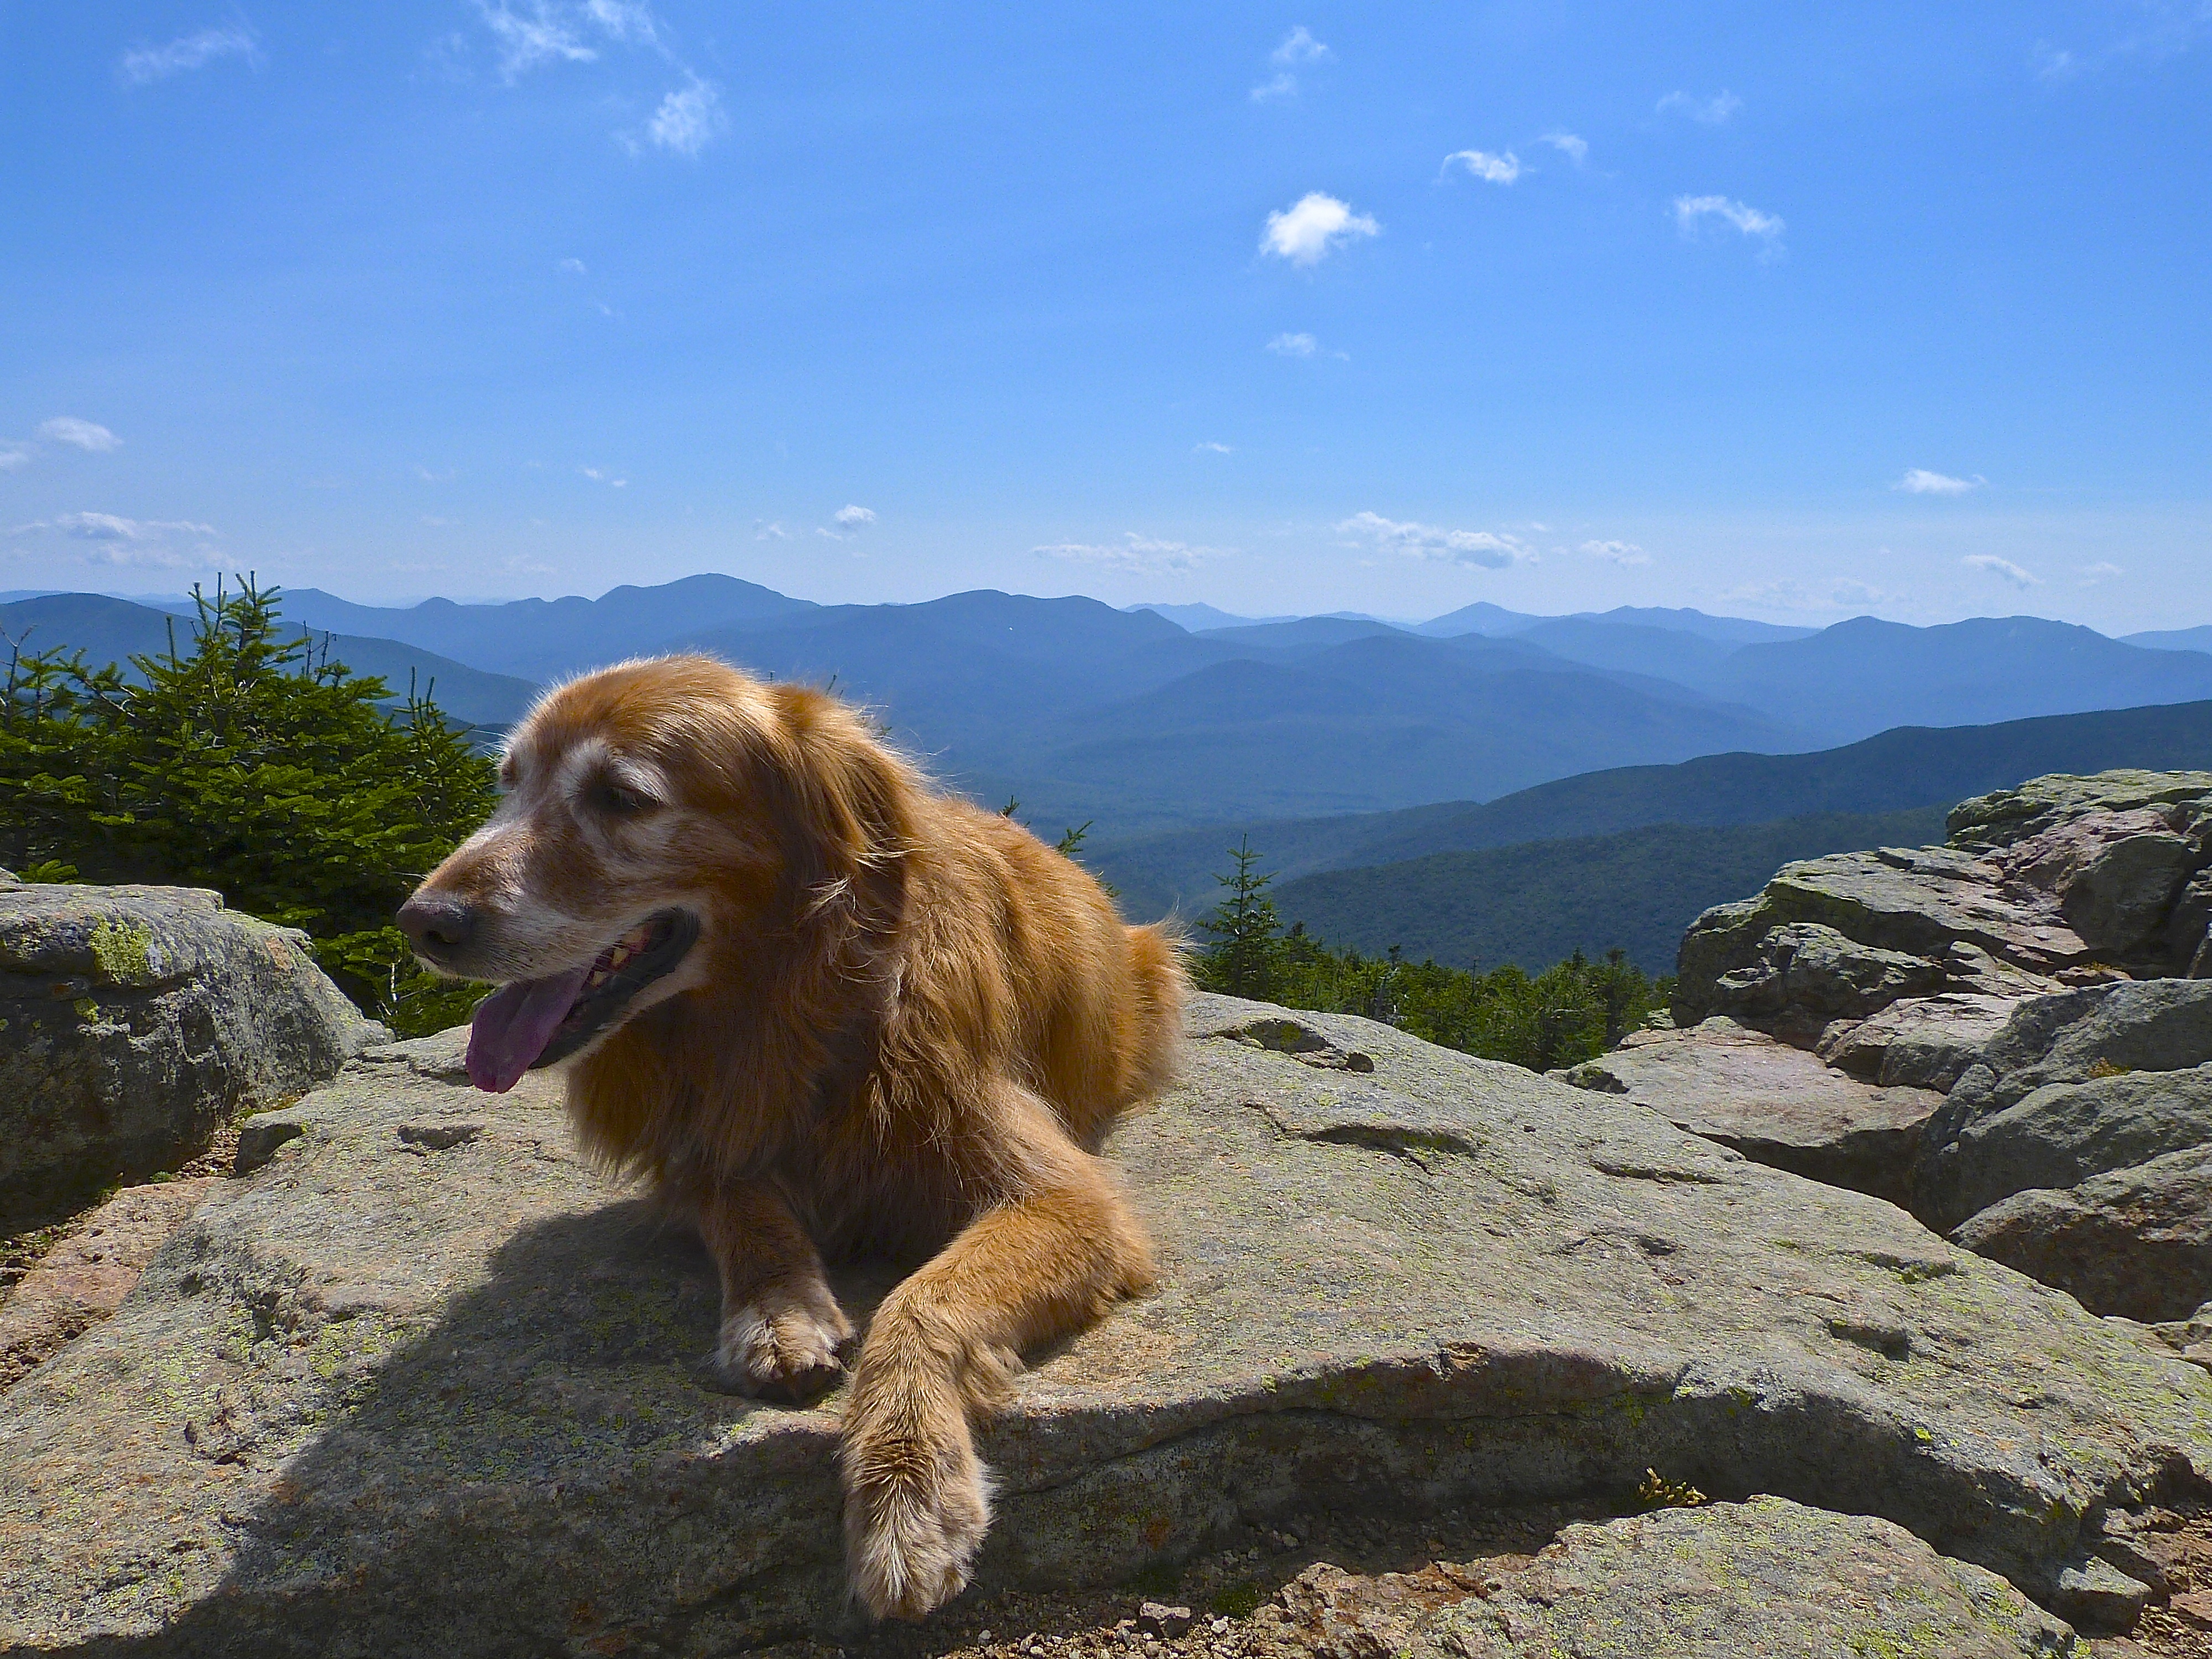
(398, 655, 910, 1094)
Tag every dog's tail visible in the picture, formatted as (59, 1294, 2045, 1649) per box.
(1121, 920, 1189, 1102)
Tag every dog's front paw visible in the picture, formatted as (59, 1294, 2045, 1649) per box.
(703, 1297, 854, 1404)
(842, 1436, 991, 1620)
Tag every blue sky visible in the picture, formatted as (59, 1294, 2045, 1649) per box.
(3, 3, 2208, 628)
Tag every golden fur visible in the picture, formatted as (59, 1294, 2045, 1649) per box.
(401, 655, 1183, 1618)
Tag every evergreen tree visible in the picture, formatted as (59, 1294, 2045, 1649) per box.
(0, 577, 497, 1036)
(1195, 837, 1282, 999)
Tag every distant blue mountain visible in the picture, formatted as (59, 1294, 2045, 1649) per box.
(2127, 626, 2212, 654)
(1125, 602, 1293, 630)
(275, 574, 817, 682)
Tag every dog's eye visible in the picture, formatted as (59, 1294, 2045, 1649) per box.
(593, 782, 653, 816)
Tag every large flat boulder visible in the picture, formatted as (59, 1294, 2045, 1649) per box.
(1914, 979, 2212, 1231)
(1816, 990, 2022, 1091)
(1954, 1146, 2212, 1324)
(0, 879, 383, 1231)
(1402, 1497, 2089, 1658)
(1554, 1017, 1940, 1203)
(3, 994, 2205, 1656)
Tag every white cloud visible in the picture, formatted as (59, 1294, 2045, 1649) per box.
(1541, 132, 1589, 165)
(420, 515, 457, 527)
(0, 449, 28, 472)
(1251, 25, 1329, 100)
(1261, 193, 1380, 266)
(1673, 194, 1785, 256)
(1034, 533, 1220, 575)
(1657, 90, 1743, 124)
(754, 520, 790, 540)
(1443, 149, 1522, 184)
(1720, 576, 1886, 613)
(582, 0, 658, 43)
(1580, 539, 1650, 566)
(118, 24, 259, 87)
(416, 464, 458, 482)
(1895, 468, 1986, 495)
(580, 467, 628, 487)
(2078, 561, 2125, 584)
(37, 417, 121, 453)
(832, 504, 877, 529)
(1336, 512, 1531, 570)
(473, 1, 600, 80)
(1964, 554, 2039, 588)
(49, 512, 217, 541)
(558, 257, 588, 274)
(1266, 331, 1318, 357)
(1194, 441, 1234, 454)
(646, 74, 726, 158)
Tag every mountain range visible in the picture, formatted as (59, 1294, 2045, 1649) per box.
(7, 576, 2212, 841)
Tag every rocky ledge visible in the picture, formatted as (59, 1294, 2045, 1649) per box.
(1589, 770, 2212, 1326)
(0, 876, 384, 1233)
(1, 993, 2199, 1655)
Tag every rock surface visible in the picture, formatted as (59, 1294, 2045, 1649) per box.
(1555, 1018, 1940, 1203)
(0, 1176, 223, 1390)
(1953, 1147, 2212, 1324)
(2, 994, 2202, 1656)
(0, 878, 383, 1231)
(1402, 1497, 2088, 1658)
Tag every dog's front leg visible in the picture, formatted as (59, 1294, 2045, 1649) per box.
(839, 1092, 1155, 1620)
(695, 1180, 854, 1404)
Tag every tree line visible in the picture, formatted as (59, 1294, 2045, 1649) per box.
(1186, 837, 1668, 1073)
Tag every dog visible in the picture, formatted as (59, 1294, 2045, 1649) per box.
(396, 654, 1183, 1619)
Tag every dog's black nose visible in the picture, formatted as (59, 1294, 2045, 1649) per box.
(397, 892, 479, 963)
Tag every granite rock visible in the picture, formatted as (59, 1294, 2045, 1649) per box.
(1952, 1146, 2212, 1324)
(0, 880, 383, 1231)
(1403, 1497, 2089, 1657)
(1556, 1018, 1940, 1204)
(1, 996, 2201, 1655)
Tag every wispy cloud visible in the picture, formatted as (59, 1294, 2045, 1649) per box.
(1193, 441, 1233, 454)
(1964, 553, 2039, 588)
(9, 512, 220, 570)
(644, 72, 725, 157)
(1251, 24, 1330, 101)
(558, 257, 588, 274)
(580, 466, 628, 487)
(1034, 533, 1221, 575)
(118, 24, 259, 87)
(473, 1, 601, 81)
(1657, 89, 1742, 124)
(1261, 193, 1380, 267)
(2034, 3, 2212, 81)
(0, 449, 28, 473)
(1442, 149, 1522, 184)
(1337, 512, 1531, 570)
(1895, 468, 1986, 496)
(37, 417, 122, 453)
(1580, 539, 1650, 566)
(754, 520, 790, 540)
(1541, 132, 1589, 165)
(2078, 561, 2125, 585)
(1673, 194, 1785, 258)
(1266, 331, 1317, 357)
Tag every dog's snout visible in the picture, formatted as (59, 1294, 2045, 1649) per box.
(397, 891, 480, 963)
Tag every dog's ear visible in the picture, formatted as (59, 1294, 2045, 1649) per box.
(762, 686, 914, 940)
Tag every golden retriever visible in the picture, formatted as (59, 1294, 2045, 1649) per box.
(397, 655, 1183, 1619)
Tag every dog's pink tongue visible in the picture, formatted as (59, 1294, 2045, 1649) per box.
(466, 966, 592, 1093)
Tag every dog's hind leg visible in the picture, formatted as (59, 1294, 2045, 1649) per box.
(838, 1092, 1155, 1620)
(695, 1180, 855, 1404)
